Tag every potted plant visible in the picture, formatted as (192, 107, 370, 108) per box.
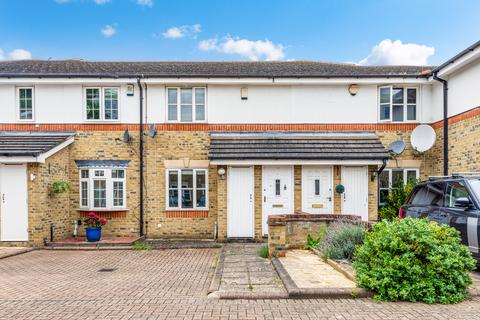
(84, 212, 107, 242)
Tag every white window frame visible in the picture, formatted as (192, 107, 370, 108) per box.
(17, 86, 35, 121)
(379, 168, 419, 206)
(378, 86, 419, 123)
(84, 87, 120, 122)
(165, 168, 208, 210)
(166, 87, 207, 123)
(78, 167, 127, 210)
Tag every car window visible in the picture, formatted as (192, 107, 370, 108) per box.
(469, 179, 480, 199)
(444, 181, 470, 208)
(409, 182, 444, 206)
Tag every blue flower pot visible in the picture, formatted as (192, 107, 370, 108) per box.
(86, 227, 102, 242)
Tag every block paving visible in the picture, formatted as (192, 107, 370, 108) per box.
(0, 249, 479, 319)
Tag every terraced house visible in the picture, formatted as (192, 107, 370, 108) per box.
(0, 41, 479, 246)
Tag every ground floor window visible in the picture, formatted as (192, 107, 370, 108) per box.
(166, 169, 208, 210)
(379, 168, 419, 206)
(79, 168, 126, 210)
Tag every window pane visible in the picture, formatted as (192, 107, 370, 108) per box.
(195, 105, 205, 121)
(168, 88, 178, 104)
(196, 171, 206, 188)
(407, 105, 416, 121)
(392, 105, 404, 122)
(314, 179, 320, 196)
(380, 104, 390, 120)
(407, 88, 417, 104)
(168, 105, 178, 121)
(81, 181, 88, 207)
(196, 190, 206, 208)
(275, 179, 281, 196)
(169, 190, 178, 207)
(181, 170, 193, 188)
(380, 87, 390, 104)
(392, 88, 404, 104)
(181, 190, 193, 208)
(113, 181, 124, 207)
(81, 170, 89, 179)
(180, 105, 193, 122)
(445, 182, 469, 208)
(86, 88, 100, 120)
(169, 171, 178, 188)
(410, 184, 443, 206)
(392, 170, 403, 187)
(406, 170, 417, 183)
(19, 88, 33, 120)
(95, 170, 104, 177)
(195, 88, 205, 104)
(104, 88, 119, 120)
(180, 88, 192, 104)
(379, 189, 389, 205)
(93, 180, 107, 208)
(379, 171, 389, 188)
(112, 169, 125, 179)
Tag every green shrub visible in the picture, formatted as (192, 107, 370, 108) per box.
(379, 180, 416, 221)
(320, 221, 365, 261)
(354, 218, 476, 304)
(304, 224, 327, 250)
(133, 241, 152, 251)
(50, 180, 70, 194)
(258, 244, 269, 258)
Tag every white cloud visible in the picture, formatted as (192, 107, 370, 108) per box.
(162, 24, 201, 39)
(136, 0, 153, 6)
(101, 25, 116, 37)
(0, 48, 32, 60)
(198, 37, 285, 61)
(359, 39, 435, 66)
(94, 0, 111, 4)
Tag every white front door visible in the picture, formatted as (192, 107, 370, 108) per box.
(0, 164, 29, 241)
(302, 166, 333, 214)
(227, 166, 254, 238)
(341, 166, 369, 221)
(262, 166, 293, 235)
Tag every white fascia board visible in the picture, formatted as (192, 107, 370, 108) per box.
(432, 48, 480, 78)
(0, 136, 75, 164)
(0, 77, 428, 85)
(210, 159, 384, 166)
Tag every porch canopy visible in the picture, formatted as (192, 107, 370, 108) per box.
(0, 131, 75, 163)
(209, 131, 390, 165)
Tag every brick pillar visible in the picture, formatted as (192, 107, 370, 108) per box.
(216, 166, 228, 240)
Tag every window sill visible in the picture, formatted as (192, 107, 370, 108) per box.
(77, 208, 129, 212)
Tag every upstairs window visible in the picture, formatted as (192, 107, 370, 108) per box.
(167, 87, 206, 122)
(379, 86, 417, 122)
(85, 87, 119, 121)
(79, 167, 126, 210)
(18, 87, 34, 121)
(166, 169, 208, 210)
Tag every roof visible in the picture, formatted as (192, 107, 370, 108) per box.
(0, 131, 75, 157)
(75, 160, 130, 168)
(432, 40, 480, 74)
(208, 131, 390, 161)
(0, 60, 432, 78)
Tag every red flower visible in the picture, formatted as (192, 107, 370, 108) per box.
(88, 212, 95, 217)
(86, 220, 92, 225)
(99, 218, 106, 224)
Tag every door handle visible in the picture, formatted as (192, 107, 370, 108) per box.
(250, 194, 253, 202)
(327, 197, 332, 202)
(2, 193, 4, 204)
(263, 196, 266, 202)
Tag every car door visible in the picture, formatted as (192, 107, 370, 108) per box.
(444, 181, 479, 254)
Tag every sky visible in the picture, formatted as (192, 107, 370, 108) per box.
(0, 0, 479, 66)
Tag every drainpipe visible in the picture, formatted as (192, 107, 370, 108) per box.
(137, 76, 145, 237)
(433, 72, 448, 176)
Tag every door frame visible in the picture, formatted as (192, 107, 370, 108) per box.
(261, 165, 294, 235)
(227, 166, 255, 238)
(301, 165, 334, 214)
(341, 166, 369, 221)
(0, 163, 29, 242)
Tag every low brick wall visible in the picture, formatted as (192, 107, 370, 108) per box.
(267, 213, 366, 256)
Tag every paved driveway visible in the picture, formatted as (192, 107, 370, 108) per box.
(0, 249, 479, 320)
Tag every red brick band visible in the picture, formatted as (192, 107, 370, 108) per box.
(79, 211, 127, 219)
(165, 211, 209, 218)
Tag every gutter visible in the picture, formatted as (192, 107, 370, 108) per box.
(433, 72, 449, 176)
(137, 76, 145, 237)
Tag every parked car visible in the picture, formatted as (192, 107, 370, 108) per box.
(400, 174, 480, 260)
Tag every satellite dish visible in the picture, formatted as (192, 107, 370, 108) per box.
(388, 140, 406, 156)
(411, 125, 436, 152)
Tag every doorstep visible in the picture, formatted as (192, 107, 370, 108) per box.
(46, 236, 143, 250)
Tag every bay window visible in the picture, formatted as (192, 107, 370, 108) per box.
(85, 87, 119, 121)
(167, 87, 206, 122)
(79, 167, 126, 210)
(167, 169, 208, 209)
(379, 168, 419, 206)
(379, 86, 417, 122)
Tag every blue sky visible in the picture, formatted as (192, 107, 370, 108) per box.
(0, 0, 479, 65)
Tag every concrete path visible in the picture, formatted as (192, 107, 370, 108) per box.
(217, 243, 286, 297)
(279, 250, 356, 289)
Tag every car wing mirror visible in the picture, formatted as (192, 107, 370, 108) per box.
(454, 197, 473, 209)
